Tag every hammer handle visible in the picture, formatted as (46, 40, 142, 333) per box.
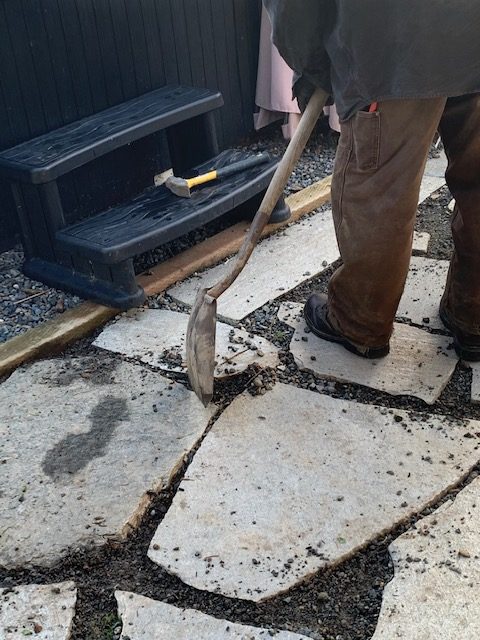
(187, 154, 270, 189)
(187, 171, 218, 189)
(216, 154, 270, 178)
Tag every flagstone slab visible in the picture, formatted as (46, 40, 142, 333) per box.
(372, 478, 480, 640)
(458, 361, 480, 403)
(0, 358, 214, 569)
(116, 591, 312, 639)
(424, 151, 448, 179)
(418, 176, 446, 205)
(148, 383, 480, 601)
(0, 582, 76, 639)
(93, 309, 279, 378)
(278, 302, 456, 404)
(418, 152, 447, 204)
(468, 363, 480, 403)
(397, 257, 450, 330)
(412, 232, 430, 254)
(168, 209, 339, 323)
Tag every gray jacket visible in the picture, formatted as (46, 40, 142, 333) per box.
(264, 1, 480, 120)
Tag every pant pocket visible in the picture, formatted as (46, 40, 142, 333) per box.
(353, 111, 381, 172)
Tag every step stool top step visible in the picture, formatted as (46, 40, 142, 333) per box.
(0, 86, 223, 184)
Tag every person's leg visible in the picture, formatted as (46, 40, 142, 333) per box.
(323, 98, 447, 348)
(438, 94, 480, 359)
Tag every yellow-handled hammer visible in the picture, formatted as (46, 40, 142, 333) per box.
(165, 154, 270, 198)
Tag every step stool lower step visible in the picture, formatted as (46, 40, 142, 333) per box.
(31, 150, 288, 309)
(56, 150, 280, 263)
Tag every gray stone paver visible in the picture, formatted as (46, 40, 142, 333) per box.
(412, 231, 430, 254)
(418, 175, 446, 205)
(93, 309, 279, 378)
(116, 591, 313, 639)
(372, 478, 480, 640)
(0, 358, 214, 569)
(278, 302, 457, 404)
(470, 363, 480, 403)
(418, 152, 447, 204)
(168, 209, 339, 323)
(424, 151, 448, 178)
(148, 383, 480, 601)
(0, 582, 76, 639)
(397, 257, 450, 330)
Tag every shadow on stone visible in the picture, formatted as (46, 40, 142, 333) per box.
(42, 395, 129, 480)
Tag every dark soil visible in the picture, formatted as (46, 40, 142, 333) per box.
(1, 137, 470, 640)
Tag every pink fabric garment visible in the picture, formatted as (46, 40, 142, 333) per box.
(254, 6, 340, 139)
(324, 105, 340, 132)
(254, 6, 300, 140)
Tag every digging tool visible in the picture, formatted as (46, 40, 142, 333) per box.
(165, 154, 270, 198)
(186, 88, 329, 406)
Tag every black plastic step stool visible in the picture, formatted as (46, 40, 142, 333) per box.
(0, 85, 289, 308)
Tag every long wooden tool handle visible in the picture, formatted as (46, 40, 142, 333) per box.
(208, 88, 329, 300)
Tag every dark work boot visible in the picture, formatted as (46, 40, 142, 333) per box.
(304, 294, 390, 359)
(439, 305, 480, 361)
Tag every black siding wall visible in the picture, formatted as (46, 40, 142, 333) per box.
(0, 0, 262, 250)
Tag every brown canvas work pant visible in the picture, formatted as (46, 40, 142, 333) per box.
(328, 94, 480, 348)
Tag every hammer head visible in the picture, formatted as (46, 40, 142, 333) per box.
(165, 176, 191, 198)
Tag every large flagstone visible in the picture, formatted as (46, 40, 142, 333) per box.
(372, 478, 480, 640)
(278, 302, 456, 404)
(0, 358, 214, 569)
(0, 582, 76, 639)
(168, 209, 339, 323)
(418, 176, 446, 205)
(412, 231, 430, 254)
(397, 257, 449, 330)
(148, 383, 480, 601)
(116, 591, 312, 639)
(93, 309, 279, 378)
(418, 175, 445, 204)
(418, 152, 447, 204)
(424, 151, 448, 179)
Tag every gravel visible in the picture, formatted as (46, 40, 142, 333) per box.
(0, 247, 82, 343)
(0, 127, 467, 640)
